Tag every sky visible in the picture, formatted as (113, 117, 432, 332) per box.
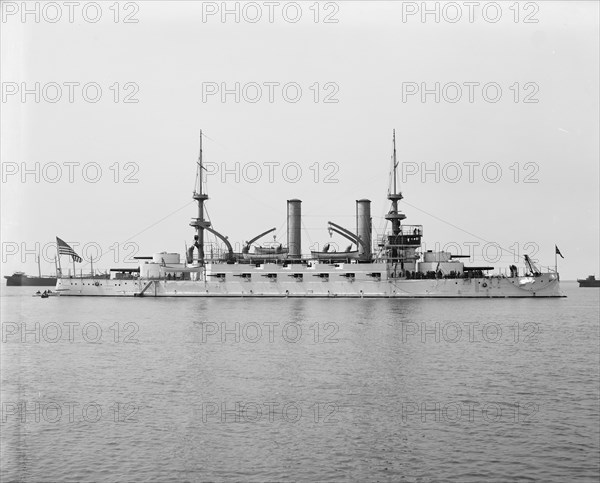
(1, 0, 599, 280)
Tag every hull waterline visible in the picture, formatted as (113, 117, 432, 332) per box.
(55, 272, 563, 298)
(5, 275, 57, 286)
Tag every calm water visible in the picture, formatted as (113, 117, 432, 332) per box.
(1, 282, 598, 482)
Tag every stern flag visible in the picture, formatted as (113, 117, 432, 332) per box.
(56, 237, 82, 262)
(555, 245, 564, 259)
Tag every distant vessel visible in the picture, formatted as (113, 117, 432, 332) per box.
(56, 131, 563, 298)
(577, 275, 600, 288)
(5, 256, 57, 286)
(5, 271, 57, 286)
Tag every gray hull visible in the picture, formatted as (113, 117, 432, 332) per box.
(55, 274, 563, 298)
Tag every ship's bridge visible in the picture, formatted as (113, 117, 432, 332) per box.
(377, 225, 423, 248)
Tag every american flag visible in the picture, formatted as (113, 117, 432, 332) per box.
(56, 237, 82, 263)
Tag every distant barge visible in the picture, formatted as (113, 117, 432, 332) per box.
(5, 272, 56, 287)
(577, 275, 600, 288)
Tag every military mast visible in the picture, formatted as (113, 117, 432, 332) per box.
(190, 130, 210, 265)
(188, 130, 236, 265)
(385, 130, 406, 262)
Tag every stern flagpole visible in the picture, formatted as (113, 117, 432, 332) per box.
(554, 245, 564, 278)
(55, 238, 62, 277)
(57, 237, 82, 278)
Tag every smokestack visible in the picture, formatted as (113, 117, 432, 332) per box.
(287, 199, 302, 259)
(356, 199, 372, 261)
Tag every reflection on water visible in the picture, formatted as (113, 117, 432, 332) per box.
(1, 282, 598, 481)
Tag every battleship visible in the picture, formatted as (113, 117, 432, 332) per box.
(56, 131, 563, 298)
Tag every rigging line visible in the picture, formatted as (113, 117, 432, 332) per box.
(201, 131, 230, 152)
(301, 214, 355, 218)
(71, 200, 197, 271)
(203, 207, 227, 247)
(326, 146, 396, 201)
(300, 218, 313, 247)
(201, 131, 251, 167)
(123, 200, 196, 243)
(400, 200, 518, 257)
(205, 132, 392, 212)
(204, 205, 212, 224)
(378, 200, 389, 238)
(275, 219, 287, 242)
(203, 178, 286, 217)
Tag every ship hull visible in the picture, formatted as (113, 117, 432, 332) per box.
(5, 276, 57, 287)
(578, 280, 600, 288)
(56, 274, 563, 298)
